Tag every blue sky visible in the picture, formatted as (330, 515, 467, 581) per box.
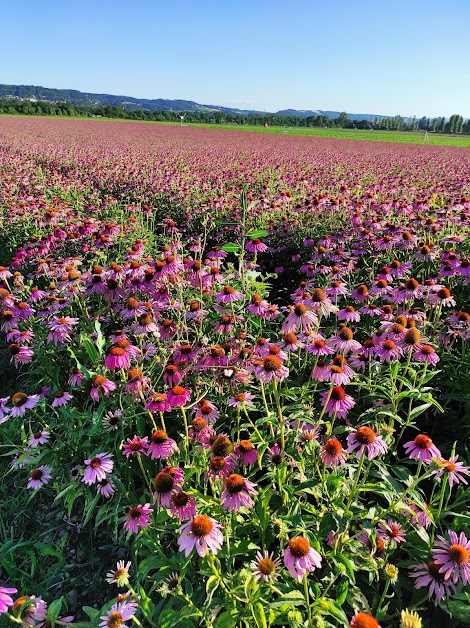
(2, 0, 469, 117)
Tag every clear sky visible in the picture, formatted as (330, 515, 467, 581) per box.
(2, 0, 469, 118)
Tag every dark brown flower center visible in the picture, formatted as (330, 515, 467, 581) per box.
(153, 472, 174, 493)
(225, 474, 245, 493)
(288, 537, 310, 557)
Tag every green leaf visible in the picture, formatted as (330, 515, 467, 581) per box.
(215, 609, 240, 627)
(270, 590, 305, 608)
(335, 577, 349, 606)
(248, 229, 268, 239)
(220, 242, 240, 253)
(82, 606, 99, 620)
(46, 598, 64, 626)
(315, 599, 349, 626)
(251, 602, 268, 628)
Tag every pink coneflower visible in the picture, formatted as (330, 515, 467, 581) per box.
(254, 356, 289, 384)
(11, 595, 47, 626)
(167, 385, 191, 408)
(402, 500, 432, 528)
(153, 468, 183, 508)
(349, 613, 380, 628)
(246, 238, 268, 253)
(194, 400, 219, 423)
(347, 426, 388, 460)
(306, 337, 334, 356)
(0, 586, 17, 615)
(403, 434, 441, 463)
(99, 601, 137, 628)
(250, 551, 282, 582)
(228, 392, 255, 408)
(27, 465, 53, 489)
(247, 293, 270, 317)
(52, 391, 73, 407)
(374, 339, 403, 362)
(162, 364, 183, 388)
(281, 303, 318, 333)
(215, 285, 244, 303)
(321, 438, 347, 466)
(122, 435, 149, 457)
(427, 287, 456, 308)
(178, 514, 223, 557)
(10, 392, 40, 418)
(320, 386, 356, 419)
(206, 454, 236, 479)
(410, 561, 456, 604)
(234, 440, 258, 466)
(47, 315, 79, 345)
(105, 346, 131, 371)
(83, 452, 114, 485)
(97, 478, 115, 498)
(284, 537, 322, 581)
(267, 444, 284, 465)
(377, 519, 406, 545)
(170, 491, 197, 521)
(278, 331, 304, 352)
(220, 474, 258, 512)
(351, 284, 370, 303)
(133, 313, 160, 336)
(69, 367, 86, 387)
(190, 418, 216, 449)
(8, 343, 34, 367)
(413, 344, 440, 365)
(90, 375, 116, 402)
(145, 392, 171, 413)
(432, 530, 470, 584)
(328, 327, 362, 354)
(432, 456, 470, 487)
(28, 430, 50, 447)
(102, 409, 124, 431)
(148, 430, 178, 460)
(338, 305, 361, 323)
(327, 364, 353, 386)
(124, 503, 153, 534)
(105, 560, 132, 587)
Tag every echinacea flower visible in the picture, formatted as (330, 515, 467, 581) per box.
(10, 392, 40, 418)
(284, 536, 322, 581)
(403, 434, 441, 463)
(410, 561, 456, 604)
(432, 530, 470, 584)
(377, 519, 406, 545)
(11, 595, 47, 626)
(122, 435, 149, 457)
(153, 468, 184, 508)
(413, 345, 440, 365)
(281, 303, 318, 334)
(254, 355, 289, 384)
(250, 551, 282, 582)
(51, 391, 73, 407)
(321, 438, 347, 466)
(220, 474, 258, 512)
(148, 430, 178, 459)
(27, 465, 52, 489)
(350, 613, 381, 628)
(178, 515, 223, 557)
(99, 602, 137, 628)
(234, 440, 258, 466)
(90, 375, 116, 402)
(320, 386, 356, 419)
(28, 430, 50, 447)
(432, 456, 470, 487)
(170, 491, 197, 521)
(82, 452, 114, 485)
(124, 503, 153, 534)
(347, 426, 388, 460)
(167, 385, 191, 408)
(0, 586, 17, 615)
(106, 561, 132, 587)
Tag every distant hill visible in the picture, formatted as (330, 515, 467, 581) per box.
(0, 84, 397, 121)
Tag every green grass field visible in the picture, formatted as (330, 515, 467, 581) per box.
(168, 121, 470, 147)
(2, 113, 470, 147)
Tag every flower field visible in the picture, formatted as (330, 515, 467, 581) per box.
(1, 117, 470, 627)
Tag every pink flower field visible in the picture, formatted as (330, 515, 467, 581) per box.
(0, 116, 470, 627)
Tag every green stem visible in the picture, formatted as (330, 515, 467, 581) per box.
(303, 572, 311, 621)
(273, 380, 285, 450)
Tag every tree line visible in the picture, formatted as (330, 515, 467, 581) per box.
(1, 99, 469, 134)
